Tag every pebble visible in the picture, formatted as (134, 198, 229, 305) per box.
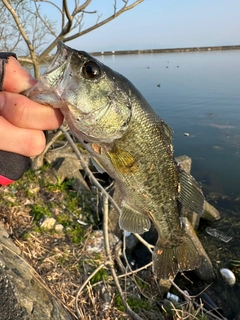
(55, 224, 64, 233)
(86, 230, 120, 254)
(220, 268, 236, 286)
(40, 217, 56, 230)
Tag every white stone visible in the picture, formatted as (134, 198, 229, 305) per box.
(55, 224, 64, 232)
(220, 268, 236, 286)
(41, 217, 56, 230)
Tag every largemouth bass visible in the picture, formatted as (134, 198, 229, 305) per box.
(26, 42, 204, 280)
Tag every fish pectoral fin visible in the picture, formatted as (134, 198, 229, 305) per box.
(119, 203, 151, 234)
(107, 146, 139, 174)
(178, 168, 204, 214)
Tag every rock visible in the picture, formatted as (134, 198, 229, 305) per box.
(85, 230, 120, 255)
(180, 217, 215, 282)
(0, 223, 73, 320)
(40, 217, 56, 230)
(202, 200, 220, 221)
(53, 157, 90, 193)
(176, 155, 200, 228)
(176, 155, 220, 228)
(182, 207, 201, 230)
(220, 268, 236, 286)
(176, 155, 192, 173)
(125, 233, 139, 254)
(54, 224, 64, 233)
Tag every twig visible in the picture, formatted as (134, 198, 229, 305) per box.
(102, 195, 144, 320)
(122, 231, 135, 272)
(89, 261, 153, 290)
(117, 261, 153, 279)
(169, 280, 226, 320)
(64, 0, 144, 42)
(133, 233, 154, 253)
(114, 240, 126, 273)
(60, 127, 155, 251)
(169, 279, 191, 302)
(75, 263, 105, 319)
(60, 126, 121, 215)
(61, 127, 155, 319)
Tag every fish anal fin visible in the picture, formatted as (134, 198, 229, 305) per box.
(119, 202, 151, 234)
(107, 145, 139, 174)
(178, 168, 204, 214)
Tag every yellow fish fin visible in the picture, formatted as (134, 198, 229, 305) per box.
(107, 145, 139, 174)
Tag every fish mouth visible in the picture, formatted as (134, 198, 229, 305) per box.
(45, 42, 72, 74)
(41, 42, 75, 94)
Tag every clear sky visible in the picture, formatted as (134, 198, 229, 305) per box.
(41, 0, 240, 52)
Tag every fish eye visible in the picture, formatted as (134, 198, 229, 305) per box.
(82, 61, 101, 79)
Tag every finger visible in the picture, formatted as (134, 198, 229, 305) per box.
(0, 116, 46, 157)
(3, 56, 37, 93)
(0, 91, 63, 129)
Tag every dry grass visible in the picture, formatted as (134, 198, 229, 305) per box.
(0, 166, 161, 319)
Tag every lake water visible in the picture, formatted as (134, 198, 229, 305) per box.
(97, 50, 240, 199)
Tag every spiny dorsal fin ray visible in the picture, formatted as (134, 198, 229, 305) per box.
(119, 202, 151, 234)
(178, 168, 204, 214)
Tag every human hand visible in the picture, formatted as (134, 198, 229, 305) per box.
(0, 56, 63, 157)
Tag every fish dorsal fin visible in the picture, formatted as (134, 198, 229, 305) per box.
(178, 168, 204, 214)
(107, 145, 139, 174)
(119, 202, 151, 234)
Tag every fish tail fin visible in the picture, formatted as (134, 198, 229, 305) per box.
(152, 231, 201, 280)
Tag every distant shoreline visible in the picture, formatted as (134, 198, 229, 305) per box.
(20, 45, 240, 64)
(90, 45, 240, 56)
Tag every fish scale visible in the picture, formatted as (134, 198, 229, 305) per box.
(26, 41, 205, 280)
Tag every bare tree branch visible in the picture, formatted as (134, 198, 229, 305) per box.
(1, 0, 144, 77)
(2, 0, 39, 77)
(63, 0, 72, 22)
(64, 0, 143, 42)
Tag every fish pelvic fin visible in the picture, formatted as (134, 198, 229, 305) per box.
(152, 234, 201, 280)
(119, 202, 151, 234)
(178, 168, 204, 215)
